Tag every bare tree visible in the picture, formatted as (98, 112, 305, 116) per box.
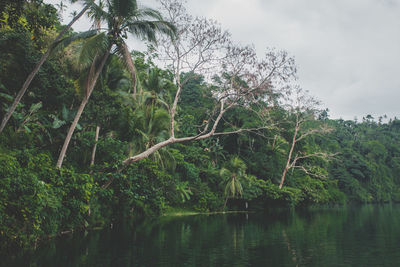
(279, 87, 334, 189)
(122, 0, 297, 166)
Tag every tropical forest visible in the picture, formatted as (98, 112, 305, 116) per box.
(2, 1, 400, 264)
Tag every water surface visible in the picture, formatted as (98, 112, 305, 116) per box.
(4, 204, 400, 266)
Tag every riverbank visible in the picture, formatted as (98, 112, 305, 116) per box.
(162, 207, 253, 217)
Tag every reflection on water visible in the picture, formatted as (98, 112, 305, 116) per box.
(3, 204, 400, 266)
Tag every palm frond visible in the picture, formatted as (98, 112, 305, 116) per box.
(132, 7, 163, 20)
(224, 179, 233, 197)
(53, 30, 97, 52)
(87, 0, 109, 29)
(221, 157, 246, 199)
(157, 148, 176, 171)
(234, 178, 243, 196)
(153, 107, 170, 122)
(115, 41, 137, 94)
(78, 32, 110, 70)
(231, 157, 247, 173)
(125, 20, 176, 43)
(155, 98, 170, 110)
(110, 0, 138, 18)
(220, 167, 231, 179)
(224, 177, 243, 198)
(136, 91, 153, 106)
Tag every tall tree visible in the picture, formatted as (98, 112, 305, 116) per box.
(0, 0, 94, 133)
(279, 87, 333, 189)
(129, 88, 172, 168)
(56, 0, 175, 168)
(220, 157, 247, 210)
(121, 0, 297, 167)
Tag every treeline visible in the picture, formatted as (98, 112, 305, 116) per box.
(1, 0, 400, 248)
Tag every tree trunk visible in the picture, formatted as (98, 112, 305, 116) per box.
(223, 197, 228, 211)
(56, 51, 110, 168)
(122, 103, 229, 166)
(56, 96, 89, 168)
(0, 5, 90, 134)
(279, 124, 299, 189)
(123, 137, 175, 165)
(279, 166, 289, 189)
(90, 125, 100, 166)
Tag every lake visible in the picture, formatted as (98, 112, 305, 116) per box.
(3, 204, 400, 266)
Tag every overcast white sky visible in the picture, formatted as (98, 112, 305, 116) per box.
(45, 0, 400, 120)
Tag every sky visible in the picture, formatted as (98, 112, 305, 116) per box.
(45, 0, 400, 120)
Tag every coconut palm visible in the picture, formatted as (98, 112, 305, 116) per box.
(56, 0, 175, 168)
(220, 157, 247, 210)
(141, 67, 175, 105)
(0, 0, 95, 134)
(129, 91, 173, 169)
(116, 66, 175, 169)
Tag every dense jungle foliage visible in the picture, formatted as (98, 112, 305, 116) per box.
(1, 0, 400, 248)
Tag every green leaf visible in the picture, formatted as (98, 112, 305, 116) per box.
(23, 125, 31, 133)
(62, 105, 69, 121)
(52, 118, 65, 129)
(0, 92, 13, 101)
(29, 102, 42, 113)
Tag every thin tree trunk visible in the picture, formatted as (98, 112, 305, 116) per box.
(279, 166, 290, 189)
(122, 102, 230, 166)
(90, 125, 100, 166)
(279, 124, 299, 189)
(223, 197, 228, 211)
(56, 51, 110, 168)
(56, 96, 89, 168)
(0, 5, 90, 134)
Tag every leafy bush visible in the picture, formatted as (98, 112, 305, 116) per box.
(0, 151, 95, 248)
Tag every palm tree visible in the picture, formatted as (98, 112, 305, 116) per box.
(129, 91, 173, 169)
(88, 56, 131, 167)
(56, 0, 175, 168)
(142, 67, 175, 105)
(220, 157, 247, 210)
(116, 65, 175, 169)
(0, 0, 95, 134)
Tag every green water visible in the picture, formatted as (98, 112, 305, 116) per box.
(4, 204, 400, 266)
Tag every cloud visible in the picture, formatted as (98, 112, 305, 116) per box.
(45, 0, 400, 119)
(186, 0, 400, 119)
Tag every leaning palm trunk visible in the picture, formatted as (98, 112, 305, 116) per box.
(0, 5, 90, 134)
(56, 51, 110, 168)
